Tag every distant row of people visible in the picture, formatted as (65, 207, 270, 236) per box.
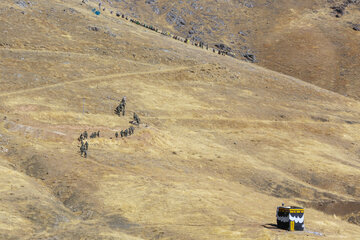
(123, 15, 235, 57)
(130, 19, 159, 32)
(113, 97, 140, 138)
(78, 130, 100, 140)
(83, 1, 236, 58)
(90, 131, 100, 138)
(76, 95, 144, 158)
(115, 126, 135, 138)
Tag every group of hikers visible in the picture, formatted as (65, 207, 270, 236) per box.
(77, 96, 142, 158)
(114, 96, 126, 116)
(115, 126, 135, 138)
(90, 131, 100, 138)
(125, 15, 232, 56)
(114, 110, 140, 139)
(83, 0, 235, 57)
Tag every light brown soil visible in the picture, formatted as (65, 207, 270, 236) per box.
(0, 0, 360, 239)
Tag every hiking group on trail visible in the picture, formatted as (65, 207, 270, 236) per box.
(76, 0, 242, 158)
(82, 0, 236, 58)
(77, 96, 143, 158)
(115, 126, 135, 138)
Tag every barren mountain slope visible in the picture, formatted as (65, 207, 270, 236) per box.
(108, 0, 360, 99)
(0, 0, 360, 239)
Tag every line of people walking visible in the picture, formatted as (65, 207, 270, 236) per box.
(82, 0, 235, 57)
(77, 96, 143, 158)
(115, 126, 135, 138)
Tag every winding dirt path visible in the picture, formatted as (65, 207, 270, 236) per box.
(0, 66, 191, 97)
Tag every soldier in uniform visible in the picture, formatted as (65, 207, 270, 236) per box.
(80, 143, 85, 157)
(90, 132, 96, 138)
(121, 96, 126, 116)
(133, 112, 141, 125)
(124, 129, 128, 137)
(115, 132, 119, 138)
(85, 141, 88, 150)
(116, 104, 123, 116)
(129, 126, 135, 135)
(83, 131, 88, 139)
(97, 131, 100, 137)
(120, 130, 124, 137)
(78, 133, 83, 142)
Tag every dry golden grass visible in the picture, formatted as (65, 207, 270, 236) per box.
(0, 0, 359, 239)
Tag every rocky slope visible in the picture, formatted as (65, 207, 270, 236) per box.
(109, 0, 360, 99)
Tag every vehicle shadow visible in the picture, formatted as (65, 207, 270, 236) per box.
(262, 223, 286, 231)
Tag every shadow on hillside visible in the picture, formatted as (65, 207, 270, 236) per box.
(262, 223, 286, 231)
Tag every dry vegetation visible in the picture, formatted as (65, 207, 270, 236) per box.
(0, 0, 360, 239)
(115, 0, 360, 99)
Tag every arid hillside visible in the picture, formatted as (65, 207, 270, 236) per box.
(109, 0, 360, 99)
(0, 0, 360, 239)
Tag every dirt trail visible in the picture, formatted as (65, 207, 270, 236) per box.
(0, 66, 191, 97)
(0, 48, 158, 67)
(1, 0, 360, 239)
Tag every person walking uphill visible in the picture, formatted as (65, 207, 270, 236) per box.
(121, 96, 126, 116)
(80, 143, 87, 158)
(133, 112, 141, 125)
